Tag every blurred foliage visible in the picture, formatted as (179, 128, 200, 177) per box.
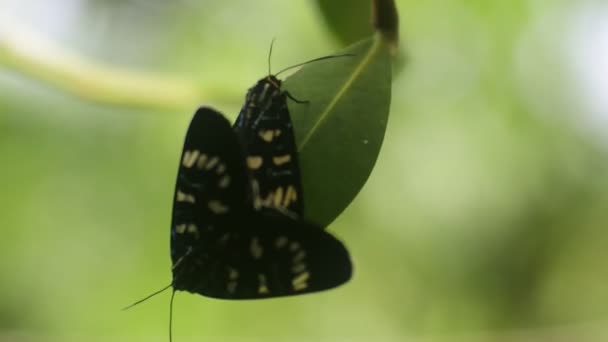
(316, 0, 374, 45)
(2, 0, 608, 341)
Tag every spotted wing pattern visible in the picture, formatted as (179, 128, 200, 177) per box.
(177, 209, 351, 299)
(170, 107, 249, 276)
(233, 75, 304, 216)
(170, 107, 351, 299)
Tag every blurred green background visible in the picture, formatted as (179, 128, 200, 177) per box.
(2, 0, 608, 341)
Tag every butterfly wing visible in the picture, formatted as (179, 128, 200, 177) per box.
(233, 76, 304, 216)
(178, 209, 352, 299)
(170, 106, 249, 285)
(171, 106, 351, 299)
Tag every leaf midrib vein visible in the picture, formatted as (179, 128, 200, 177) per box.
(298, 37, 382, 151)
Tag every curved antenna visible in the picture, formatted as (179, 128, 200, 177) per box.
(274, 54, 355, 77)
(122, 283, 173, 311)
(169, 290, 176, 342)
(268, 38, 276, 76)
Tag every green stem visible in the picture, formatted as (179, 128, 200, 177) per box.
(0, 28, 208, 111)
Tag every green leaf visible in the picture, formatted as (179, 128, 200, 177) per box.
(283, 35, 392, 227)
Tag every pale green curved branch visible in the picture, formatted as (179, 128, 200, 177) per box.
(0, 26, 226, 111)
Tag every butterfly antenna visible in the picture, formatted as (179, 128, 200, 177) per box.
(268, 37, 276, 76)
(122, 283, 173, 311)
(169, 289, 176, 342)
(275, 53, 355, 77)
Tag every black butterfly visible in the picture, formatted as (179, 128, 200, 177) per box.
(126, 49, 353, 342)
(170, 107, 351, 300)
(233, 74, 304, 216)
(233, 43, 351, 217)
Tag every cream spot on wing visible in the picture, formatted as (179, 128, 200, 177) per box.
(251, 180, 262, 209)
(247, 156, 263, 170)
(291, 262, 307, 274)
(275, 236, 288, 249)
(259, 130, 274, 142)
(258, 274, 269, 294)
(289, 242, 301, 252)
(176, 190, 196, 203)
(218, 175, 231, 188)
(292, 271, 310, 291)
(283, 185, 298, 207)
(196, 154, 208, 169)
(250, 238, 263, 259)
(216, 163, 226, 174)
(272, 154, 292, 166)
(208, 200, 229, 214)
(175, 224, 187, 234)
(205, 156, 219, 170)
(186, 224, 199, 239)
(251, 179, 260, 191)
(227, 281, 237, 293)
(293, 250, 306, 263)
(182, 150, 199, 168)
(254, 195, 263, 209)
(272, 187, 284, 208)
(228, 267, 239, 280)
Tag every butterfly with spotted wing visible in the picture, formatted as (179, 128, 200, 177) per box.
(233, 42, 353, 218)
(125, 107, 351, 342)
(171, 107, 351, 299)
(126, 45, 353, 341)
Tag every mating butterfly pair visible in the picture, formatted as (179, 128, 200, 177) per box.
(170, 74, 352, 300)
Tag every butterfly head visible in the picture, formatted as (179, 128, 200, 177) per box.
(244, 75, 284, 111)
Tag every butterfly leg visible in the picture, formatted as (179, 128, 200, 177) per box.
(283, 91, 309, 104)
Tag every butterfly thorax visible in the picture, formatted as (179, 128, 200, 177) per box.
(237, 75, 284, 125)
